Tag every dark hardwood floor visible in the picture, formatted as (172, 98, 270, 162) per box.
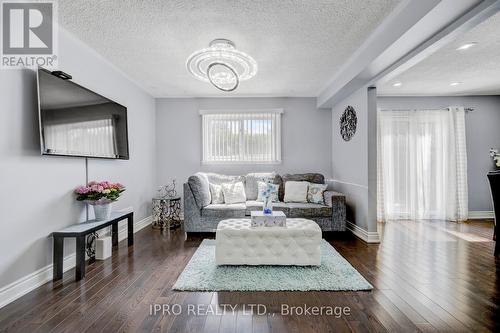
(0, 220, 498, 333)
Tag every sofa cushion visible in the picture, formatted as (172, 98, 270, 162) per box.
(245, 200, 289, 216)
(280, 173, 325, 201)
(286, 202, 332, 218)
(202, 203, 247, 218)
(188, 173, 211, 208)
(244, 172, 282, 200)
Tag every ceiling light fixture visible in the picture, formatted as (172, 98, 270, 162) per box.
(450, 82, 463, 86)
(456, 42, 477, 51)
(392, 82, 402, 87)
(186, 39, 257, 92)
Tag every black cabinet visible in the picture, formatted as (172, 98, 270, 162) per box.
(487, 171, 500, 257)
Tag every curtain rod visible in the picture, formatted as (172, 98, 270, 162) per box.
(379, 107, 474, 112)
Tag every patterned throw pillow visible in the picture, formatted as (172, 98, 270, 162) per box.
(209, 183, 224, 204)
(256, 181, 279, 202)
(307, 183, 328, 204)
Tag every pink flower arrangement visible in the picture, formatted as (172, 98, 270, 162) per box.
(74, 181, 125, 203)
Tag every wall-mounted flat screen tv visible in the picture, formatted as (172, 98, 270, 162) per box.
(37, 68, 129, 159)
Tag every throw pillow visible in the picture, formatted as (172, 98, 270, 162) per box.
(307, 183, 328, 204)
(209, 183, 224, 204)
(244, 172, 280, 200)
(256, 181, 279, 202)
(221, 182, 247, 204)
(284, 181, 309, 203)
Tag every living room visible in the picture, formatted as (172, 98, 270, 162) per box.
(0, 1, 499, 332)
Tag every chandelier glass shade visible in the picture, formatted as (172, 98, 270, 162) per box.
(186, 39, 257, 91)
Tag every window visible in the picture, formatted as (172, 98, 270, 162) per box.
(201, 110, 282, 164)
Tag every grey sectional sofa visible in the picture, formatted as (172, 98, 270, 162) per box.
(183, 172, 346, 233)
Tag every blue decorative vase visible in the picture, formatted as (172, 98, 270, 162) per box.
(263, 196, 273, 215)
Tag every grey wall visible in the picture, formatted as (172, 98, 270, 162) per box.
(378, 96, 500, 212)
(155, 97, 332, 190)
(331, 87, 378, 234)
(0, 28, 156, 289)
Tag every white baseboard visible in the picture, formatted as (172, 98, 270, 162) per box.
(346, 221, 381, 243)
(0, 253, 76, 309)
(468, 211, 494, 219)
(0, 215, 152, 309)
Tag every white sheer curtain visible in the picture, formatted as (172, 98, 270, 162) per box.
(377, 107, 468, 222)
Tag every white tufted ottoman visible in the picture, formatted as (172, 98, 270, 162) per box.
(215, 218, 321, 266)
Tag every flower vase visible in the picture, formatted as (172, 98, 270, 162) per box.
(263, 196, 273, 215)
(92, 202, 112, 221)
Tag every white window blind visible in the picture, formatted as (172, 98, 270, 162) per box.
(201, 110, 282, 164)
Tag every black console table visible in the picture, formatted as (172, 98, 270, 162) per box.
(51, 211, 133, 281)
(487, 171, 499, 257)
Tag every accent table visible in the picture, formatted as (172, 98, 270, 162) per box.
(152, 196, 181, 229)
(51, 210, 133, 281)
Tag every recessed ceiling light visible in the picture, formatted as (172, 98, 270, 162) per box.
(456, 42, 477, 51)
(450, 82, 463, 86)
(392, 82, 402, 87)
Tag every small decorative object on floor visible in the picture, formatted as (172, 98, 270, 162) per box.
(74, 181, 126, 221)
(152, 196, 182, 229)
(96, 236, 112, 260)
(251, 211, 286, 227)
(490, 148, 500, 169)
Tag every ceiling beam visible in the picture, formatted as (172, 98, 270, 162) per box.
(316, 0, 493, 108)
(373, 0, 500, 88)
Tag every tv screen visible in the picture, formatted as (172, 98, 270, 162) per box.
(37, 68, 129, 159)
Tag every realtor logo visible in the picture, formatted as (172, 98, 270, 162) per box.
(1, 0, 57, 68)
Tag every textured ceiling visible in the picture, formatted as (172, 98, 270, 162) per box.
(378, 11, 500, 96)
(57, 0, 401, 97)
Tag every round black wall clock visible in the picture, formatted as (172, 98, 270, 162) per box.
(340, 105, 357, 141)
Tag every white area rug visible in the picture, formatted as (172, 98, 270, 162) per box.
(173, 239, 373, 291)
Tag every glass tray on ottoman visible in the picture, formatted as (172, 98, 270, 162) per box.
(250, 211, 286, 227)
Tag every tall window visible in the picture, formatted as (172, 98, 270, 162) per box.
(201, 110, 282, 164)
